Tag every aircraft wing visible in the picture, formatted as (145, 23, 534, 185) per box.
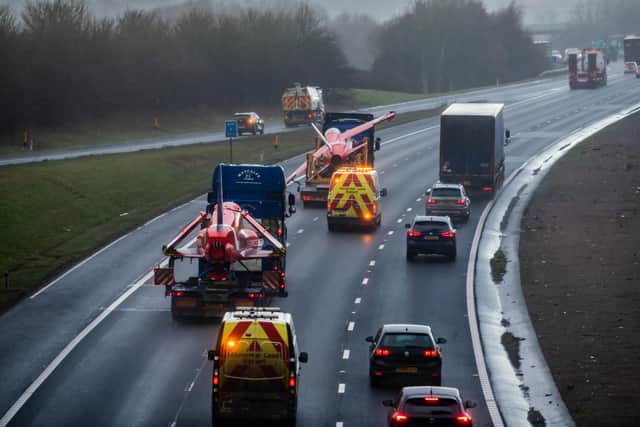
(241, 210, 286, 256)
(237, 248, 274, 259)
(339, 111, 395, 142)
(286, 160, 308, 185)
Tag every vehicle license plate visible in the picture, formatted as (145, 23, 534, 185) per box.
(463, 180, 471, 186)
(424, 236, 438, 240)
(396, 367, 418, 373)
(175, 299, 197, 308)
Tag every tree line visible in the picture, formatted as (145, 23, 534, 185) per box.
(371, 0, 546, 94)
(0, 0, 549, 132)
(0, 0, 347, 131)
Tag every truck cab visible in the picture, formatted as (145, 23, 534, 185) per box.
(326, 167, 386, 231)
(209, 308, 308, 426)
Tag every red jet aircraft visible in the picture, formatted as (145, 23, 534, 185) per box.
(162, 202, 284, 265)
(286, 111, 395, 184)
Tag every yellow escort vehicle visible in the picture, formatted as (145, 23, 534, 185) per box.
(208, 308, 308, 426)
(326, 167, 387, 231)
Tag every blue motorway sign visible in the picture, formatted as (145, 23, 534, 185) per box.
(225, 120, 238, 138)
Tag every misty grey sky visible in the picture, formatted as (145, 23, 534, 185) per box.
(0, 0, 576, 25)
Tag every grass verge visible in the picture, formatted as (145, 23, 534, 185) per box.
(0, 107, 438, 311)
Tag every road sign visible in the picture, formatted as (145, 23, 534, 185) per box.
(225, 120, 238, 138)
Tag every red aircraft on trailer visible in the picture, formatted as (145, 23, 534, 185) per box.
(285, 111, 395, 184)
(162, 202, 284, 265)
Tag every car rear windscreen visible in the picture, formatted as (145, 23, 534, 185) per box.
(413, 222, 449, 233)
(381, 333, 434, 347)
(431, 188, 461, 198)
(404, 397, 460, 417)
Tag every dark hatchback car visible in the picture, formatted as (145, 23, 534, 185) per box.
(383, 386, 476, 427)
(234, 112, 264, 135)
(406, 216, 457, 261)
(366, 324, 446, 387)
(425, 182, 470, 223)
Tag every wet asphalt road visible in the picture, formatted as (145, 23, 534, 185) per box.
(1, 66, 640, 427)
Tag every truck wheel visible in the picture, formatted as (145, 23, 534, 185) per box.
(328, 223, 336, 232)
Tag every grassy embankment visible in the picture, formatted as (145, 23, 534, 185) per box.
(0, 102, 443, 310)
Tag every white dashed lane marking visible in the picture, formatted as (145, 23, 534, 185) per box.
(378, 244, 385, 250)
(297, 229, 304, 234)
(337, 422, 344, 427)
(338, 383, 346, 394)
(354, 297, 361, 304)
(387, 230, 394, 236)
(397, 218, 403, 223)
(369, 260, 376, 267)
(342, 350, 350, 360)
(361, 278, 369, 285)
(347, 321, 355, 331)
(313, 217, 319, 222)
(406, 207, 413, 212)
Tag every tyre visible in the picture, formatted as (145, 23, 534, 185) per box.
(406, 250, 414, 262)
(369, 374, 381, 387)
(449, 250, 457, 262)
(328, 222, 336, 232)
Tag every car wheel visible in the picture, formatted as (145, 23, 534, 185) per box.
(449, 251, 457, 262)
(369, 374, 381, 387)
(406, 250, 414, 262)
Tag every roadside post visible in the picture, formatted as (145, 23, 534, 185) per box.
(225, 120, 238, 163)
(4, 271, 8, 289)
(274, 134, 279, 150)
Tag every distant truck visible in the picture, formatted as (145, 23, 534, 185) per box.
(439, 103, 506, 196)
(568, 48, 607, 89)
(624, 35, 640, 63)
(209, 307, 308, 425)
(299, 112, 381, 206)
(154, 164, 294, 319)
(281, 83, 325, 127)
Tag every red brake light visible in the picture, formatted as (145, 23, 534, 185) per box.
(456, 199, 465, 205)
(302, 195, 312, 202)
(289, 376, 296, 388)
(456, 414, 472, 425)
(171, 291, 183, 297)
(423, 349, 439, 357)
(440, 230, 455, 239)
(427, 198, 437, 205)
(392, 412, 409, 422)
(213, 369, 219, 385)
(482, 186, 493, 192)
(424, 396, 439, 402)
(374, 348, 391, 356)
(407, 230, 421, 238)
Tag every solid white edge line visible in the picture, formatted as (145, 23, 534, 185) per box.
(1, 269, 155, 427)
(466, 200, 504, 427)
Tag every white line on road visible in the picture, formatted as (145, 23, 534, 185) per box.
(1, 236, 198, 427)
(347, 321, 355, 331)
(313, 217, 319, 222)
(338, 383, 346, 394)
(297, 229, 304, 234)
(337, 422, 344, 427)
(361, 278, 369, 285)
(406, 207, 413, 212)
(397, 218, 403, 223)
(387, 230, 394, 236)
(416, 198, 422, 202)
(286, 242, 291, 247)
(369, 260, 376, 267)
(378, 244, 385, 250)
(342, 350, 350, 360)
(354, 297, 361, 304)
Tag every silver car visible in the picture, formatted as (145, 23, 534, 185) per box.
(425, 182, 470, 222)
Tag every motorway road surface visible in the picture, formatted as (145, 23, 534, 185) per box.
(1, 66, 639, 427)
(0, 74, 584, 167)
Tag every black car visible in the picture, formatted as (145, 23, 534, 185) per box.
(234, 112, 264, 135)
(383, 386, 476, 427)
(405, 215, 457, 261)
(366, 324, 446, 387)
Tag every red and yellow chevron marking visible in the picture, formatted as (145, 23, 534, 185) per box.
(219, 319, 290, 385)
(281, 94, 311, 111)
(328, 170, 377, 218)
(153, 267, 175, 286)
